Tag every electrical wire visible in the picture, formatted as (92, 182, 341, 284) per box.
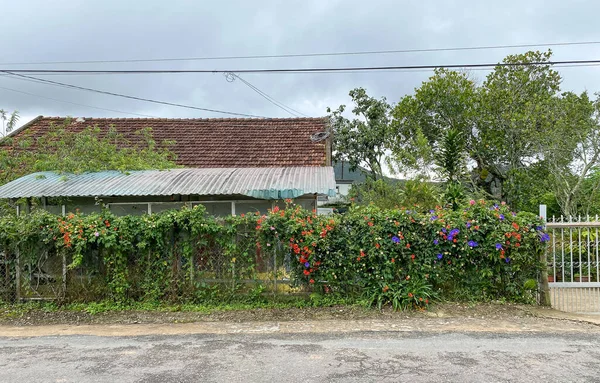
(2, 72, 268, 118)
(2, 59, 600, 75)
(1, 41, 599, 65)
(226, 73, 307, 117)
(0, 84, 159, 118)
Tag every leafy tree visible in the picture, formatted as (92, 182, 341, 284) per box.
(328, 88, 392, 180)
(0, 118, 178, 214)
(541, 92, 600, 217)
(392, 50, 572, 212)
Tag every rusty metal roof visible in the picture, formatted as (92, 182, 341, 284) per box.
(0, 167, 336, 200)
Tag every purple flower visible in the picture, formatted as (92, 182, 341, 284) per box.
(441, 228, 447, 233)
(94, 232, 99, 237)
(437, 254, 443, 259)
(304, 262, 310, 268)
(466, 222, 471, 228)
(447, 235, 454, 241)
(511, 212, 516, 217)
(467, 240, 478, 247)
(449, 229, 460, 236)
(391, 236, 400, 244)
(433, 239, 439, 245)
(499, 214, 505, 221)
(536, 226, 543, 231)
(430, 216, 438, 221)
(429, 210, 435, 214)
(505, 257, 511, 263)
(540, 233, 551, 242)
(495, 243, 502, 250)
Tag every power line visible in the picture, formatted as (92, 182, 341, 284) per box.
(1, 41, 600, 65)
(2, 58, 600, 75)
(2, 72, 268, 118)
(0, 84, 159, 118)
(225, 73, 307, 117)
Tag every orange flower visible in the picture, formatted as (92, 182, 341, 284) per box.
(512, 222, 520, 230)
(411, 254, 415, 260)
(391, 258, 395, 263)
(406, 243, 411, 249)
(368, 221, 374, 227)
(408, 292, 413, 298)
(375, 243, 381, 249)
(383, 286, 389, 292)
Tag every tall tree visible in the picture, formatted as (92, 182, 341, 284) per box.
(392, 50, 568, 211)
(328, 88, 392, 180)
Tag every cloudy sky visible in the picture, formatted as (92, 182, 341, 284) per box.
(1, 0, 600, 129)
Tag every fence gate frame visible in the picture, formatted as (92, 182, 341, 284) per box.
(542, 205, 600, 314)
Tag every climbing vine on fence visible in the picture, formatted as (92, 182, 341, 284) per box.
(0, 200, 548, 308)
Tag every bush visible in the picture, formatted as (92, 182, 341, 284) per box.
(0, 200, 548, 309)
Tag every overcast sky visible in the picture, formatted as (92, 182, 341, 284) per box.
(1, 0, 600, 129)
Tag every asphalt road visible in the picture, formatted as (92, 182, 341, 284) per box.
(1, 331, 599, 382)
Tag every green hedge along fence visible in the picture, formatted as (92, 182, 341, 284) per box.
(0, 200, 548, 309)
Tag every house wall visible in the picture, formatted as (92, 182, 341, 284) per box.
(41, 195, 317, 217)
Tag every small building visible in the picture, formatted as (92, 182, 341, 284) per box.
(0, 116, 336, 215)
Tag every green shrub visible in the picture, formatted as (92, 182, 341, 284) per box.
(0, 199, 547, 309)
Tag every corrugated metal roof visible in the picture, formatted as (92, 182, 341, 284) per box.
(0, 167, 336, 200)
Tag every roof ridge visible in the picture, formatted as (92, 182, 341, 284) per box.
(38, 116, 328, 122)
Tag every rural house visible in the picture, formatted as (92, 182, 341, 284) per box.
(0, 116, 336, 216)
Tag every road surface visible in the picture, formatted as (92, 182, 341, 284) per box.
(1, 330, 599, 382)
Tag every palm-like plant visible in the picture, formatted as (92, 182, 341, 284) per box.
(0, 109, 19, 137)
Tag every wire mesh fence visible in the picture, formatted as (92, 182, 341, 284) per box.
(0, 235, 298, 303)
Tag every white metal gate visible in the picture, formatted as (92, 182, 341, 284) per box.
(546, 216, 600, 313)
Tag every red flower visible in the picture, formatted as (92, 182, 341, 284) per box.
(408, 292, 413, 298)
(273, 206, 280, 213)
(391, 258, 395, 263)
(515, 243, 521, 247)
(512, 222, 520, 230)
(375, 243, 381, 249)
(368, 221, 374, 227)
(309, 279, 315, 284)
(303, 270, 310, 276)
(411, 254, 415, 260)
(406, 243, 411, 249)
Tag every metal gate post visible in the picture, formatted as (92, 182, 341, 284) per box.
(539, 205, 551, 306)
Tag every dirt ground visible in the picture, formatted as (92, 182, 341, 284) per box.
(0, 302, 595, 329)
(0, 302, 534, 326)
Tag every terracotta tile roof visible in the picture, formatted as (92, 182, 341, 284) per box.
(3, 116, 330, 167)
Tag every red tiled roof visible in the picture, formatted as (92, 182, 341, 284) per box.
(4, 116, 330, 167)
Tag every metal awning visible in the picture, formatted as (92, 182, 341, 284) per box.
(0, 167, 336, 200)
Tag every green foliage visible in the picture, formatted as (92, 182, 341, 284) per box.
(0, 118, 177, 191)
(0, 109, 19, 137)
(0, 200, 547, 310)
(389, 50, 600, 215)
(328, 88, 392, 180)
(349, 178, 441, 211)
(256, 201, 547, 308)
